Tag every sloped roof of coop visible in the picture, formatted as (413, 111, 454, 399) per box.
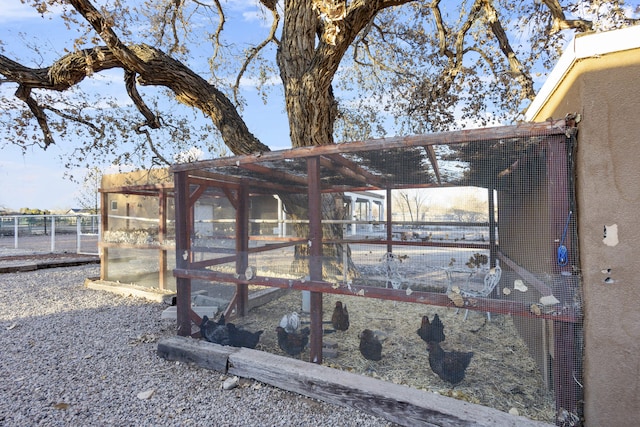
(170, 118, 575, 194)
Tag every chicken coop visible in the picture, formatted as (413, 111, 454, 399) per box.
(169, 117, 581, 425)
(99, 169, 177, 291)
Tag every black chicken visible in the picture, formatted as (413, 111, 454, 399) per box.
(227, 323, 263, 349)
(276, 326, 310, 356)
(417, 313, 445, 344)
(359, 329, 382, 361)
(200, 314, 230, 346)
(331, 301, 350, 331)
(426, 341, 473, 385)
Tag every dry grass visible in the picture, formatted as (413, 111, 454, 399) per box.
(230, 289, 555, 423)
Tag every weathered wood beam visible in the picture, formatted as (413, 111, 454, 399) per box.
(172, 268, 579, 323)
(238, 162, 309, 186)
(99, 183, 174, 195)
(321, 154, 385, 187)
(319, 156, 370, 185)
(307, 156, 323, 364)
(497, 251, 553, 297)
(157, 336, 554, 427)
(174, 170, 192, 337)
(188, 184, 206, 207)
(423, 145, 442, 185)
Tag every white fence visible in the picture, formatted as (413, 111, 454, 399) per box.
(0, 215, 100, 255)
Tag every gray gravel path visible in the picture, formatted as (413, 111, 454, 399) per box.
(0, 265, 394, 426)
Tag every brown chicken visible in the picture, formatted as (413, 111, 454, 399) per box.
(276, 326, 310, 356)
(417, 313, 445, 344)
(359, 329, 382, 361)
(331, 301, 350, 331)
(426, 341, 473, 385)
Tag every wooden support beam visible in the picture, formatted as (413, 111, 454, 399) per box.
(100, 190, 109, 281)
(235, 185, 249, 317)
(307, 156, 323, 364)
(324, 153, 383, 185)
(239, 162, 309, 186)
(546, 132, 580, 421)
(423, 144, 442, 185)
(172, 268, 579, 323)
(174, 170, 192, 337)
(320, 154, 385, 187)
(497, 251, 553, 297)
(158, 190, 167, 290)
(188, 184, 206, 207)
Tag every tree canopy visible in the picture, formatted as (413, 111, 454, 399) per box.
(1, 0, 638, 172)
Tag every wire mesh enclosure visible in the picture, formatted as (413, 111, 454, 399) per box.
(99, 173, 176, 290)
(171, 118, 582, 425)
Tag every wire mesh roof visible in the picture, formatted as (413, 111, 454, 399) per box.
(170, 119, 574, 194)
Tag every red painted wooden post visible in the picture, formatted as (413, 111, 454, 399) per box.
(159, 190, 167, 290)
(547, 130, 580, 422)
(236, 185, 249, 317)
(174, 170, 192, 337)
(307, 156, 323, 364)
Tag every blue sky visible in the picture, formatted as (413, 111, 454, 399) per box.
(3, 1, 634, 211)
(0, 1, 290, 211)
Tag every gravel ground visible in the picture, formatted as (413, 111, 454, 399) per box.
(0, 264, 395, 427)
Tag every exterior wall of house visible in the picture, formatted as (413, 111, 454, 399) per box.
(528, 41, 640, 425)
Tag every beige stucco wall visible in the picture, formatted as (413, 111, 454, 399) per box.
(529, 47, 640, 425)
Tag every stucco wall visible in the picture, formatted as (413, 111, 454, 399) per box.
(530, 48, 640, 425)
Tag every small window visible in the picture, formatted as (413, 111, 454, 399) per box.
(111, 200, 118, 211)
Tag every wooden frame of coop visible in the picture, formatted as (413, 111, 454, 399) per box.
(171, 117, 581, 420)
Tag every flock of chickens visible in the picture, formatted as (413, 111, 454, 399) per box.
(200, 302, 474, 386)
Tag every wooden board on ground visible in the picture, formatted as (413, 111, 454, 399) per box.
(156, 336, 553, 427)
(85, 279, 175, 303)
(157, 336, 238, 372)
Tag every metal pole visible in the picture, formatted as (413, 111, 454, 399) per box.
(50, 216, 55, 252)
(77, 216, 82, 253)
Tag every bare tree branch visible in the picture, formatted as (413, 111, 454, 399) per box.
(68, 0, 147, 74)
(233, 6, 281, 104)
(124, 70, 161, 129)
(483, 0, 535, 101)
(15, 85, 54, 148)
(541, 0, 593, 34)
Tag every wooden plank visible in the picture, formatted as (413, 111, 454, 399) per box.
(157, 336, 237, 372)
(84, 279, 173, 303)
(157, 336, 553, 426)
(172, 267, 579, 323)
(307, 156, 323, 364)
(423, 144, 442, 185)
(324, 153, 384, 186)
(497, 251, 553, 297)
(227, 345, 553, 427)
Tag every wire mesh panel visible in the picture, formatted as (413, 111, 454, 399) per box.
(171, 119, 582, 425)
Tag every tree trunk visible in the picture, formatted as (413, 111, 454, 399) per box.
(282, 193, 358, 280)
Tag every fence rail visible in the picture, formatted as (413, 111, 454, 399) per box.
(0, 215, 100, 255)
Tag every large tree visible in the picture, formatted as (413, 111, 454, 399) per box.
(0, 1, 637, 277)
(1, 0, 638, 167)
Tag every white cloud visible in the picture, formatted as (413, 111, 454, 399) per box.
(0, 1, 66, 24)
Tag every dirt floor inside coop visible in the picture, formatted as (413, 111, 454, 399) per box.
(224, 289, 555, 423)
